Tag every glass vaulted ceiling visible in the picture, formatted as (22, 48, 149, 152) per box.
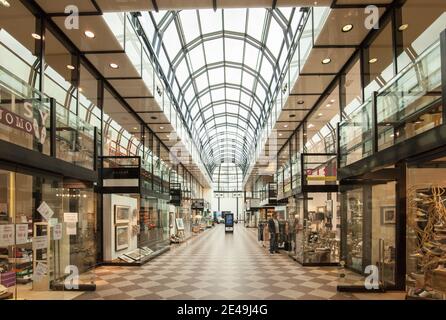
(138, 8, 302, 176)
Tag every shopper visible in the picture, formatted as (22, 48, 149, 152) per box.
(268, 212, 280, 254)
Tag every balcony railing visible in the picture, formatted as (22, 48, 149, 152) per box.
(0, 66, 97, 170)
(339, 37, 443, 168)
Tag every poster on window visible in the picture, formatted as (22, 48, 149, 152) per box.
(37, 201, 54, 221)
(33, 262, 48, 281)
(32, 235, 48, 250)
(53, 223, 62, 240)
(0, 224, 15, 247)
(15, 224, 29, 245)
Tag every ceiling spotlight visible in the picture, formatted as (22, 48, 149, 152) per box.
(66, 64, 75, 70)
(322, 58, 331, 65)
(84, 30, 95, 39)
(160, 126, 164, 130)
(31, 33, 42, 40)
(308, 123, 315, 129)
(279, 133, 283, 137)
(326, 104, 331, 108)
(330, 99, 336, 103)
(284, 125, 288, 128)
(109, 63, 119, 69)
(318, 113, 323, 117)
(0, 0, 10, 7)
(369, 58, 378, 64)
(398, 24, 409, 31)
(342, 24, 353, 33)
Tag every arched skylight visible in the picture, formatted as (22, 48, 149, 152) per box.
(138, 8, 303, 176)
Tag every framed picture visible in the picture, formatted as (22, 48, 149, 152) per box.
(115, 205, 130, 224)
(176, 218, 185, 231)
(115, 225, 129, 251)
(381, 206, 396, 225)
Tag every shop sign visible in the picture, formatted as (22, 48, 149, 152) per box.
(37, 201, 54, 221)
(32, 235, 48, 250)
(306, 166, 337, 181)
(0, 224, 15, 247)
(15, 224, 28, 245)
(53, 223, 62, 240)
(0, 101, 49, 145)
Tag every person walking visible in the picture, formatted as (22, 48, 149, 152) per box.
(268, 212, 280, 254)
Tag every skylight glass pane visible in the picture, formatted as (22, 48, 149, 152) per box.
(226, 88, 239, 101)
(212, 88, 225, 101)
(242, 71, 255, 90)
(203, 39, 224, 64)
(189, 46, 206, 71)
(200, 92, 212, 108)
(227, 104, 238, 114)
(267, 19, 284, 58)
(194, 72, 209, 93)
(227, 116, 238, 124)
(244, 43, 259, 71)
(225, 38, 244, 63)
(199, 9, 222, 34)
(175, 61, 189, 85)
(247, 9, 265, 42)
(208, 68, 225, 86)
(240, 92, 251, 106)
(163, 22, 181, 58)
(260, 61, 273, 83)
(239, 108, 248, 119)
(203, 108, 213, 119)
(226, 67, 242, 84)
(180, 10, 200, 43)
(224, 9, 247, 33)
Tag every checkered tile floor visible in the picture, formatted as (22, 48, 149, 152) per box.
(76, 224, 361, 300)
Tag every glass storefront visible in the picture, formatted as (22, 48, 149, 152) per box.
(0, 168, 96, 300)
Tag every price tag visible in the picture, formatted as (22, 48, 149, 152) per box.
(37, 201, 54, 221)
(0, 224, 15, 247)
(15, 224, 28, 245)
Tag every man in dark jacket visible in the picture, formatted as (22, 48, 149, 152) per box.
(268, 212, 280, 254)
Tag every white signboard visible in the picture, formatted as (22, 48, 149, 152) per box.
(53, 223, 62, 240)
(64, 212, 78, 223)
(66, 222, 77, 235)
(37, 201, 54, 221)
(15, 224, 29, 245)
(32, 235, 48, 250)
(0, 224, 15, 247)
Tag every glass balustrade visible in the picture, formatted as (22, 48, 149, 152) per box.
(339, 38, 442, 167)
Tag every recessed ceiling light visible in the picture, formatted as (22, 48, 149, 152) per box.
(160, 126, 164, 130)
(318, 113, 323, 117)
(133, 127, 138, 130)
(84, 30, 95, 38)
(369, 58, 378, 64)
(398, 24, 409, 31)
(326, 104, 331, 107)
(31, 33, 41, 40)
(279, 133, 283, 136)
(289, 114, 296, 118)
(150, 116, 157, 120)
(386, 123, 391, 126)
(284, 125, 288, 128)
(322, 58, 331, 65)
(109, 63, 119, 69)
(66, 64, 75, 70)
(297, 100, 304, 105)
(78, 87, 83, 92)
(308, 123, 315, 129)
(0, 0, 10, 8)
(166, 135, 170, 138)
(330, 99, 336, 103)
(342, 24, 353, 33)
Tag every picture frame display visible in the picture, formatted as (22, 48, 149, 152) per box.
(115, 205, 130, 224)
(381, 206, 396, 225)
(176, 218, 185, 231)
(115, 225, 129, 251)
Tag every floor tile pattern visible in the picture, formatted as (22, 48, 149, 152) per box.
(76, 225, 360, 300)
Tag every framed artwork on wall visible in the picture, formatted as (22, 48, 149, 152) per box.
(115, 205, 130, 224)
(115, 225, 129, 251)
(380, 206, 396, 225)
